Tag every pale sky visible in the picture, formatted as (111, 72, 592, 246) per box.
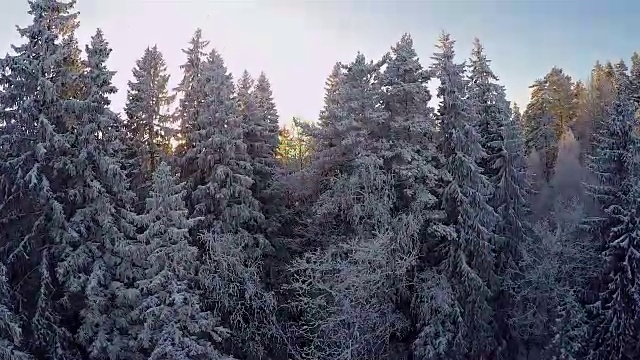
(1, 0, 638, 124)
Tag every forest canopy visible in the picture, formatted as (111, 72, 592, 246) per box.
(1, 1, 640, 360)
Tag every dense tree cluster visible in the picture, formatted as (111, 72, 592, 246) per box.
(1, 1, 640, 359)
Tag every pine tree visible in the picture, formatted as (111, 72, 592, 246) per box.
(184, 48, 263, 235)
(307, 54, 387, 245)
(133, 162, 231, 359)
(300, 62, 350, 191)
(59, 33, 84, 101)
(286, 53, 412, 360)
(523, 78, 558, 183)
(0, 1, 83, 357)
(492, 103, 535, 358)
(523, 68, 577, 183)
(377, 33, 443, 210)
(574, 63, 615, 161)
(467, 38, 511, 188)
(431, 32, 499, 358)
(124, 45, 175, 202)
(184, 48, 276, 359)
(251, 72, 281, 178)
(585, 61, 640, 360)
(376, 33, 461, 358)
(55, 29, 140, 360)
(250, 72, 281, 229)
(174, 29, 209, 162)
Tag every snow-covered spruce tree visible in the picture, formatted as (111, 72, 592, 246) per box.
(467, 38, 511, 188)
(185, 48, 262, 235)
(123, 45, 175, 204)
(236, 70, 286, 292)
(430, 31, 499, 358)
(375, 33, 463, 357)
(250, 72, 282, 234)
(235, 70, 279, 207)
(0, 261, 32, 360)
(376, 33, 443, 213)
(59, 33, 84, 101)
(236, 70, 258, 139)
(0, 0, 84, 357)
(489, 102, 536, 359)
(250, 72, 281, 184)
(523, 78, 558, 183)
(132, 162, 232, 359)
(174, 28, 209, 163)
(286, 54, 402, 359)
(466, 37, 535, 354)
(186, 48, 277, 359)
(297, 62, 349, 199)
(584, 60, 640, 360)
(306, 53, 387, 246)
(287, 44, 459, 359)
(54, 29, 141, 360)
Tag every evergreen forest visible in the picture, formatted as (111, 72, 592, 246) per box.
(2, 1, 640, 359)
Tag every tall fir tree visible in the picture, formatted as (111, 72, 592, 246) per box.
(467, 38, 510, 188)
(523, 78, 558, 183)
(59, 33, 84, 101)
(492, 103, 536, 358)
(236, 70, 257, 136)
(250, 72, 281, 230)
(56, 29, 140, 360)
(299, 62, 351, 195)
(183, 48, 277, 359)
(124, 45, 175, 203)
(375, 33, 457, 358)
(288, 37, 457, 359)
(523, 67, 577, 183)
(467, 39, 536, 357)
(306, 53, 386, 246)
(288, 52, 411, 359)
(431, 32, 499, 358)
(184, 48, 263, 235)
(132, 162, 231, 359)
(377, 33, 443, 211)
(573, 62, 616, 161)
(0, 0, 83, 357)
(585, 61, 640, 360)
(236, 70, 284, 289)
(174, 29, 209, 162)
